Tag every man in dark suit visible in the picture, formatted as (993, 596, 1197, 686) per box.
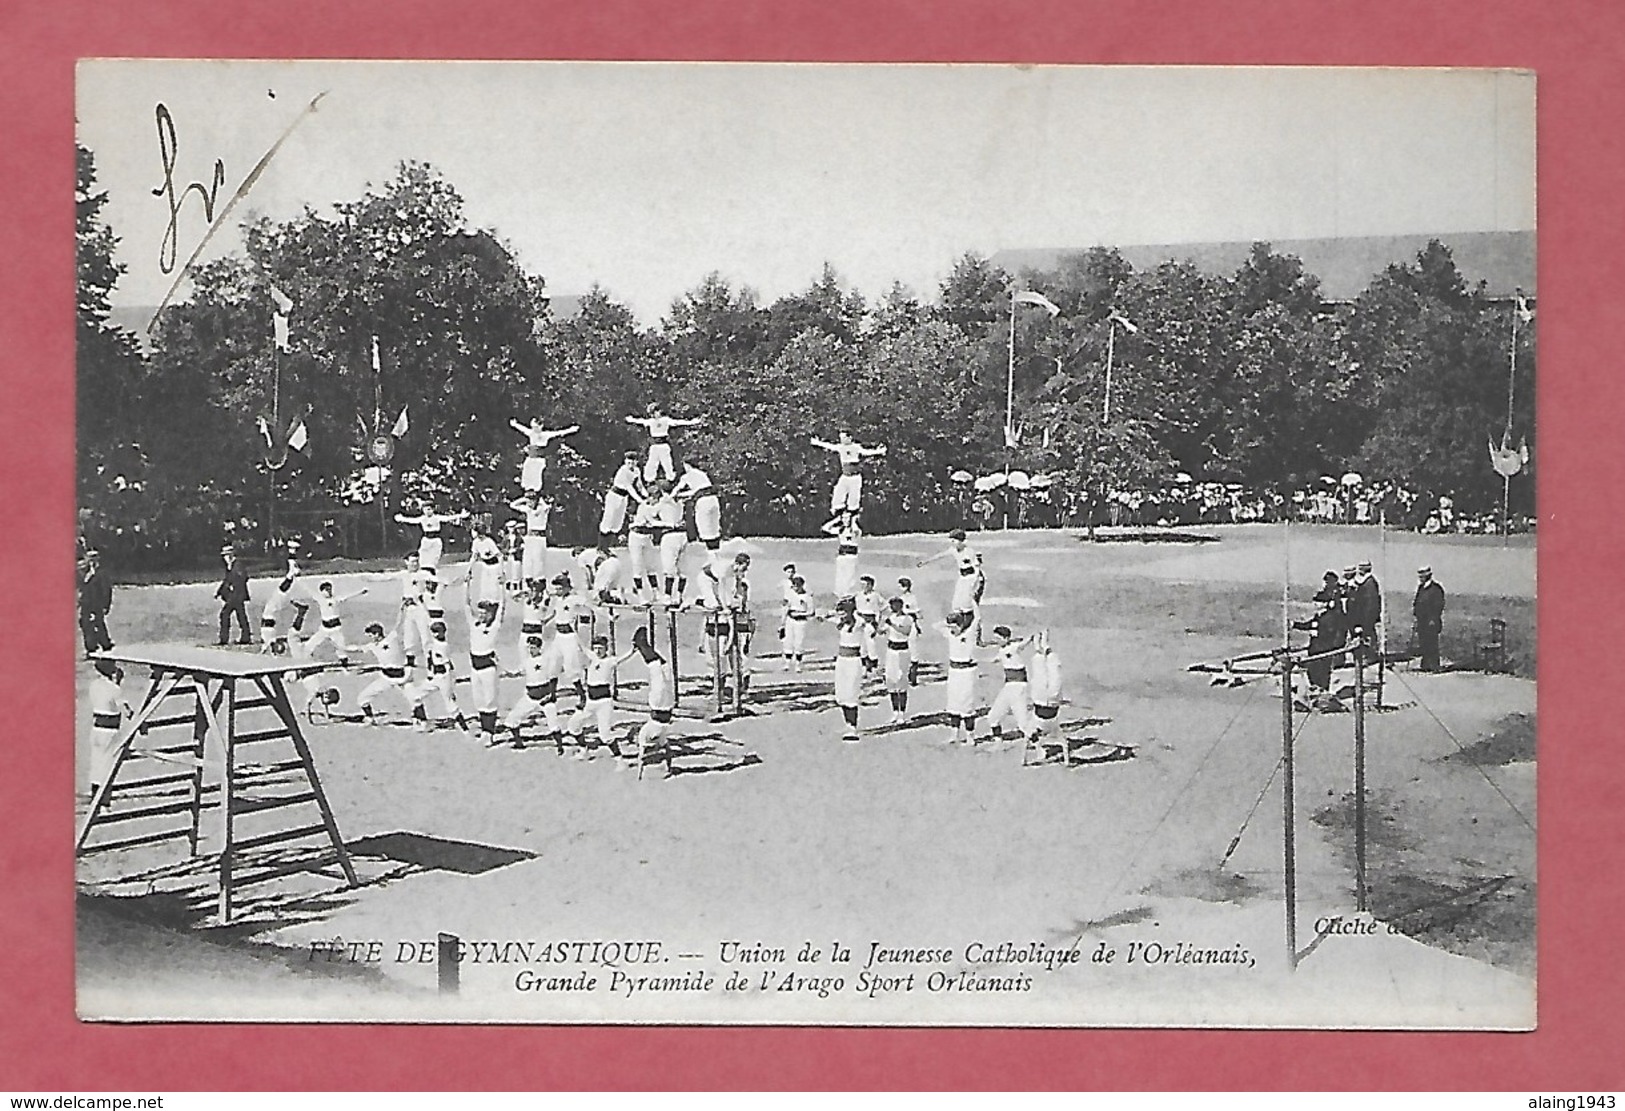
(1293, 586, 1346, 699)
(216, 545, 252, 645)
(1348, 560, 1382, 663)
(1413, 565, 1446, 672)
(78, 549, 114, 656)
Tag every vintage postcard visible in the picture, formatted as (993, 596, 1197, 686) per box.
(73, 60, 1536, 1026)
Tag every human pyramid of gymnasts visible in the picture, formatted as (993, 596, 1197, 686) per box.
(806, 433, 1064, 747)
(250, 403, 1069, 761)
(249, 404, 750, 765)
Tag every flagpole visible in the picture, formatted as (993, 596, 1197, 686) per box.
(267, 332, 279, 550)
(1507, 300, 1519, 436)
(1503, 474, 1511, 547)
(1104, 319, 1116, 425)
(1505, 300, 1519, 542)
(1007, 294, 1017, 445)
(1005, 294, 1016, 530)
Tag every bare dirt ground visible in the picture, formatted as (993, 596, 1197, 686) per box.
(74, 524, 1536, 1027)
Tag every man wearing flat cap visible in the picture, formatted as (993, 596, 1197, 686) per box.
(1413, 566, 1446, 672)
(216, 544, 253, 645)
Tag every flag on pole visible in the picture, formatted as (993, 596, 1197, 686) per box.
(269, 285, 294, 314)
(1041, 424, 1052, 450)
(288, 417, 309, 453)
(1109, 312, 1140, 334)
(1489, 434, 1524, 477)
(1013, 290, 1061, 317)
(391, 406, 409, 438)
(273, 313, 290, 352)
(371, 336, 382, 373)
(256, 415, 274, 448)
(1515, 294, 1534, 324)
(1003, 423, 1022, 448)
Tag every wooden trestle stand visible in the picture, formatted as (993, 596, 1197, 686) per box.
(76, 643, 357, 924)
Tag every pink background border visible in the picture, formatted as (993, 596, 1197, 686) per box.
(3, 0, 1620, 1090)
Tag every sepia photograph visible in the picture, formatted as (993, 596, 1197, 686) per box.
(72, 60, 1536, 1026)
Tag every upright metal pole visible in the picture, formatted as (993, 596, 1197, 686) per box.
(1281, 651, 1297, 970)
(1281, 518, 1292, 646)
(1354, 651, 1368, 913)
(1377, 509, 1388, 707)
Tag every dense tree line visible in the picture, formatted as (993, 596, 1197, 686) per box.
(76, 150, 1535, 567)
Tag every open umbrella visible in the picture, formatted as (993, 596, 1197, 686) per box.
(950, 469, 973, 484)
(1340, 472, 1363, 488)
(1007, 470, 1032, 490)
(1030, 473, 1054, 489)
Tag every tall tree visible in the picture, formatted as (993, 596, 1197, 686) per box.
(1346, 241, 1531, 510)
(77, 144, 161, 555)
(147, 162, 552, 534)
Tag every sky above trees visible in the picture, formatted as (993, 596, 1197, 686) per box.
(78, 62, 1534, 326)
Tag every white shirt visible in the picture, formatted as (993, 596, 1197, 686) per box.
(427, 638, 454, 676)
(945, 627, 976, 664)
(520, 594, 548, 628)
(468, 619, 501, 657)
(523, 651, 558, 687)
(674, 467, 714, 498)
(630, 501, 660, 530)
(90, 673, 127, 719)
(551, 592, 589, 629)
(368, 633, 406, 670)
(397, 568, 429, 607)
(471, 535, 501, 563)
(654, 496, 684, 529)
(611, 462, 642, 492)
(646, 658, 675, 710)
(517, 502, 551, 534)
(313, 593, 347, 623)
(584, 655, 617, 691)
